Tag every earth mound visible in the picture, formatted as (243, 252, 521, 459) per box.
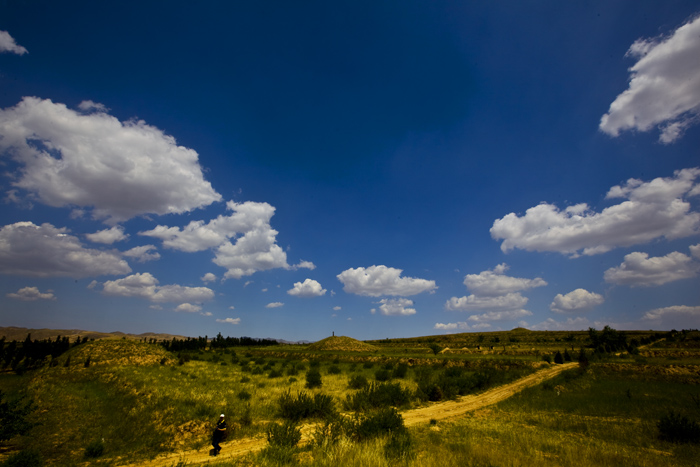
(67, 338, 175, 366)
(510, 327, 532, 332)
(307, 335, 379, 352)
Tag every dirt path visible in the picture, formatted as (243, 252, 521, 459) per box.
(118, 362, 577, 466)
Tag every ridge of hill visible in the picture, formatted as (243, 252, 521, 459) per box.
(306, 335, 379, 352)
(0, 326, 188, 342)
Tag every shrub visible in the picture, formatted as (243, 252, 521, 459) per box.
(240, 376, 251, 383)
(84, 439, 104, 458)
(267, 420, 302, 447)
(344, 382, 412, 412)
(268, 369, 283, 378)
(363, 361, 374, 369)
(251, 367, 263, 375)
(0, 392, 36, 442)
(393, 363, 409, 379)
(542, 355, 552, 364)
(375, 369, 391, 382)
(278, 390, 336, 421)
(429, 343, 442, 355)
(237, 390, 252, 401)
(306, 369, 322, 389)
(554, 351, 564, 364)
(327, 365, 342, 375)
(2, 449, 43, 467)
(347, 407, 405, 441)
(348, 374, 368, 389)
(563, 349, 572, 362)
(332, 357, 340, 364)
(288, 377, 297, 383)
(658, 411, 700, 443)
(309, 360, 320, 368)
(286, 366, 299, 376)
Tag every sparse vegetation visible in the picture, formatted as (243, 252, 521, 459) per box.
(1, 328, 698, 466)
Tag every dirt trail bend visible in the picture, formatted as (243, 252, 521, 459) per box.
(118, 362, 577, 467)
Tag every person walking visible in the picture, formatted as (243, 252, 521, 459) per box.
(212, 414, 227, 455)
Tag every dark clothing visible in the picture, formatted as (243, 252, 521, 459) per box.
(212, 419, 227, 454)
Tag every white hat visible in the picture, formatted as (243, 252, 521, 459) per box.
(220, 414, 225, 417)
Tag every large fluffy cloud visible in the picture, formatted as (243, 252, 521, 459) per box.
(142, 201, 290, 279)
(0, 221, 131, 278)
(462, 263, 547, 296)
(550, 288, 604, 313)
(0, 31, 28, 55)
(337, 265, 437, 297)
(445, 263, 547, 321)
(102, 272, 214, 303)
(604, 250, 699, 287)
(599, 15, 700, 143)
(287, 279, 327, 298)
(0, 97, 221, 223)
(491, 168, 700, 256)
(122, 245, 160, 263)
(7, 286, 55, 301)
(375, 298, 417, 316)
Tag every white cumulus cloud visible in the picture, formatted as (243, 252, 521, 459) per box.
(7, 286, 55, 301)
(122, 245, 160, 263)
(0, 221, 131, 278)
(266, 302, 284, 308)
(141, 201, 290, 279)
(337, 265, 437, 297)
(0, 97, 221, 223)
(642, 305, 700, 320)
(528, 317, 592, 331)
(287, 279, 327, 298)
(102, 272, 214, 303)
(463, 263, 547, 296)
(434, 322, 492, 331)
(216, 317, 241, 325)
(690, 243, 700, 259)
(377, 298, 416, 316)
(201, 273, 217, 283)
(467, 309, 533, 322)
(0, 30, 28, 55)
(175, 303, 202, 313)
(600, 15, 700, 143)
(550, 288, 605, 313)
(85, 226, 128, 244)
(491, 168, 700, 256)
(445, 293, 529, 311)
(604, 251, 699, 287)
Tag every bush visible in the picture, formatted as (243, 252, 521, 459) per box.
(237, 390, 252, 401)
(344, 382, 412, 412)
(327, 365, 342, 375)
(348, 374, 368, 389)
(347, 407, 405, 441)
(84, 439, 104, 458)
(312, 417, 346, 448)
(658, 411, 700, 443)
(375, 369, 391, 382)
(268, 369, 283, 378)
(363, 361, 374, 369)
(2, 450, 43, 467)
(0, 391, 36, 442)
(306, 369, 322, 389)
(240, 376, 251, 383)
(267, 420, 302, 447)
(278, 390, 336, 421)
(393, 363, 409, 379)
(563, 349, 572, 362)
(542, 355, 552, 364)
(554, 351, 564, 364)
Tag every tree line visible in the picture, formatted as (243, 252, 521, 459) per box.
(152, 332, 278, 352)
(0, 334, 89, 372)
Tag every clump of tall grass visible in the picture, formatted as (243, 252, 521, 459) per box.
(658, 411, 700, 443)
(343, 382, 411, 412)
(278, 389, 337, 421)
(348, 374, 368, 389)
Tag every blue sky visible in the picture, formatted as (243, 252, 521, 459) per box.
(0, 1, 698, 341)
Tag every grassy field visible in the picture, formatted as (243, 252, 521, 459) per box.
(1, 329, 699, 466)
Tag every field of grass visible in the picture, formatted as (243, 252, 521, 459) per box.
(1, 329, 699, 466)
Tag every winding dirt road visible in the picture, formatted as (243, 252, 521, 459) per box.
(118, 362, 577, 466)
